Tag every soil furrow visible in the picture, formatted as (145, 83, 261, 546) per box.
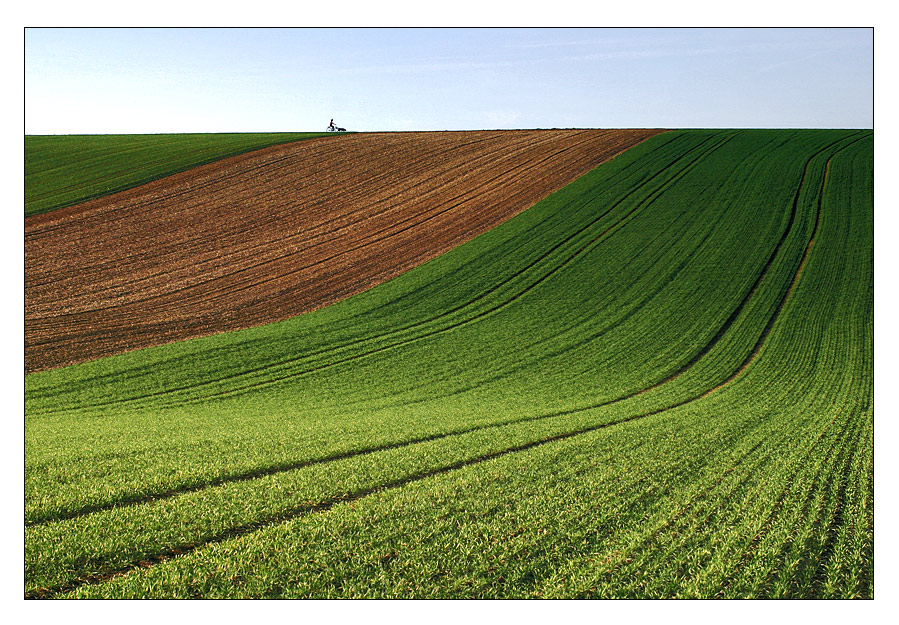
(25, 139, 851, 597)
(27, 131, 720, 415)
(28, 132, 828, 528)
(26, 129, 663, 372)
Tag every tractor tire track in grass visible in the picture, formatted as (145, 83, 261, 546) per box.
(26, 132, 743, 523)
(26, 129, 663, 372)
(20, 393, 812, 599)
(26, 132, 841, 526)
(25, 131, 871, 598)
(25, 135, 862, 598)
(27, 131, 716, 414)
(709, 152, 862, 596)
(184, 133, 738, 403)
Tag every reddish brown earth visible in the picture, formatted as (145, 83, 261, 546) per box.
(25, 129, 665, 372)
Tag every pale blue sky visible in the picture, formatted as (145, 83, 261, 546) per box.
(25, 27, 873, 134)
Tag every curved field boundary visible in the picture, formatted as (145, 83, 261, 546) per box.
(25, 129, 664, 372)
(24, 132, 857, 511)
(28, 132, 722, 414)
(25, 133, 871, 600)
(25, 133, 339, 218)
(25, 133, 855, 529)
(22, 136, 859, 598)
(25, 131, 872, 599)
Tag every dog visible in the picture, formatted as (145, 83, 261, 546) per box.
(336, 127, 347, 132)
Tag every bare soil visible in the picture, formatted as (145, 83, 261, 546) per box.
(25, 129, 665, 372)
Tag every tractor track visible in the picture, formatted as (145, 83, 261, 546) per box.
(26, 137, 853, 600)
(26, 129, 663, 372)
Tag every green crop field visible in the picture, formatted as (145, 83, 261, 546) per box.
(24, 129, 873, 599)
(24, 132, 337, 218)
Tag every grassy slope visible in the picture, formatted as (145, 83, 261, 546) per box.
(25, 132, 336, 218)
(24, 129, 873, 598)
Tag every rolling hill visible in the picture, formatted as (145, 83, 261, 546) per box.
(24, 129, 873, 598)
(25, 129, 662, 372)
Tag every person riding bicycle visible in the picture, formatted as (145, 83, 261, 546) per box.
(328, 119, 337, 131)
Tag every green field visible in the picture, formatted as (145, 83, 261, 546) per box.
(24, 129, 873, 598)
(24, 132, 336, 218)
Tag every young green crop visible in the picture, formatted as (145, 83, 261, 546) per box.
(25, 132, 337, 217)
(25, 129, 873, 598)
(25, 131, 843, 516)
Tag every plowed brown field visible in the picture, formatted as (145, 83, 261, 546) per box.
(25, 129, 665, 372)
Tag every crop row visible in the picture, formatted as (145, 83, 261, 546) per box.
(25, 131, 849, 518)
(25, 130, 872, 598)
(24, 132, 337, 218)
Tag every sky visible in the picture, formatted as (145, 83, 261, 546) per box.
(25, 27, 874, 134)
